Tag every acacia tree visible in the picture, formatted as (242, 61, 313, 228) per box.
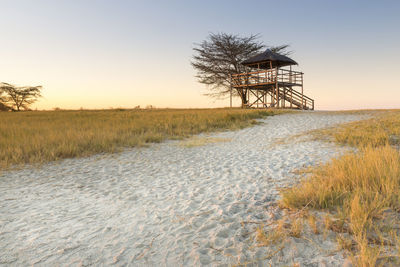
(191, 33, 290, 107)
(0, 88, 10, 111)
(0, 82, 42, 111)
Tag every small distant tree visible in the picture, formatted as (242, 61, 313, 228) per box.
(0, 87, 10, 111)
(192, 33, 290, 107)
(0, 82, 42, 111)
(0, 103, 10, 111)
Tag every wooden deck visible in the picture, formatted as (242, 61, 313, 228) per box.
(231, 68, 314, 110)
(232, 68, 303, 88)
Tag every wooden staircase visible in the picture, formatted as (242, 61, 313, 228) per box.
(277, 87, 314, 110)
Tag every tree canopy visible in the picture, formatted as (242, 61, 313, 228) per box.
(191, 33, 290, 107)
(0, 87, 9, 111)
(0, 82, 42, 111)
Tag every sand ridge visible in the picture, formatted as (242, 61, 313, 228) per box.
(0, 112, 366, 266)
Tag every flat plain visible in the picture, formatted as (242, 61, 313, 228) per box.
(0, 110, 367, 266)
(0, 108, 277, 170)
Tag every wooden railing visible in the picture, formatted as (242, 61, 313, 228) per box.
(280, 87, 314, 110)
(232, 68, 303, 87)
(278, 69, 303, 85)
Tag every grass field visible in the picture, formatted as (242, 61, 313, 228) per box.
(312, 109, 400, 148)
(0, 108, 279, 170)
(280, 110, 400, 266)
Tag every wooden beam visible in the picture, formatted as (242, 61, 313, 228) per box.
(248, 90, 267, 108)
(230, 75, 232, 108)
(271, 89, 275, 108)
(256, 90, 259, 108)
(301, 73, 304, 110)
(263, 92, 267, 108)
(276, 67, 279, 108)
(290, 87, 293, 108)
(283, 87, 286, 108)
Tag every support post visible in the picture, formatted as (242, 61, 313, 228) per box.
(247, 89, 249, 108)
(230, 75, 232, 108)
(263, 92, 266, 108)
(256, 90, 259, 108)
(301, 73, 304, 109)
(275, 67, 279, 108)
(270, 90, 274, 107)
(290, 87, 293, 108)
(283, 88, 286, 108)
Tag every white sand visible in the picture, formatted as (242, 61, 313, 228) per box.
(0, 112, 366, 266)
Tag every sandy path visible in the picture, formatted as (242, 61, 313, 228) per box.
(0, 112, 365, 266)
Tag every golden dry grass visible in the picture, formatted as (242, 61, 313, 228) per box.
(313, 110, 400, 148)
(255, 221, 287, 247)
(177, 136, 231, 148)
(280, 110, 400, 266)
(0, 108, 279, 170)
(281, 146, 400, 211)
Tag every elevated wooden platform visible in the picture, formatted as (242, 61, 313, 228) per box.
(231, 68, 314, 110)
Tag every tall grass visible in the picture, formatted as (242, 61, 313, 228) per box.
(0, 108, 277, 169)
(281, 110, 400, 266)
(281, 146, 400, 211)
(315, 110, 400, 148)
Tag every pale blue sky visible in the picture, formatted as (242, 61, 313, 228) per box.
(1, 0, 399, 109)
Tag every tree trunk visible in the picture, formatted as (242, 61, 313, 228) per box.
(237, 89, 248, 108)
(241, 98, 248, 108)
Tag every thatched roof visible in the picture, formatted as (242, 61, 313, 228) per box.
(242, 49, 297, 69)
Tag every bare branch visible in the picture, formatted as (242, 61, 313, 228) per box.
(191, 33, 291, 107)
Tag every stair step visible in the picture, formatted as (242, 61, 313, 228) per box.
(278, 88, 313, 110)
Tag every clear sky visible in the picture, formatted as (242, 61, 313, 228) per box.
(1, 0, 399, 110)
